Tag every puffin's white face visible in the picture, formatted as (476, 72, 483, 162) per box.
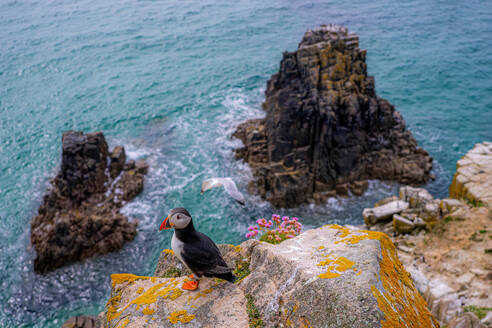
(169, 212, 191, 229)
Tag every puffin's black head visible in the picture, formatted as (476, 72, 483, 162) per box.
(160, 207, 193, 231)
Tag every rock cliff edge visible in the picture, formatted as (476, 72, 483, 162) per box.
(103, 226, 438, 328)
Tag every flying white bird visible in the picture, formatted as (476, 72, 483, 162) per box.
(201, 178, 245, 205)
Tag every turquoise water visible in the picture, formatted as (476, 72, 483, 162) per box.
(1, 0, 491, 326)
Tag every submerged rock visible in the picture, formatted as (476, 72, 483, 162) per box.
(233, 24, 433, 207)
(30, 131, 147, 273)
(104, 225, 438, 327)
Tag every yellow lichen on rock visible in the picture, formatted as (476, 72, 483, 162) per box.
(107, 277, 184, 323)
(118, 318, 129, 328)
(192, 288, 214, 301)
(142, 306, 155, 315)
(329, 224, 377, 245)
(105, 293, 121, 324)
(317, 254, 356, 279)
(111, 273, 151, 288)
(167, 309, 196, 324)
(327, 225, 438, 327)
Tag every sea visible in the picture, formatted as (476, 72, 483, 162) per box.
(0, 0, 491, 326)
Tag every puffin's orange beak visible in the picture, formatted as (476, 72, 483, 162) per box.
(159, 216, 173, 230)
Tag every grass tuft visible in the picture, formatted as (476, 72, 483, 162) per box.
(245, 294, 263, 328)
(160, 267, 182, 278)
(463, 305, 492, 320)
(233, 259, 251, 283)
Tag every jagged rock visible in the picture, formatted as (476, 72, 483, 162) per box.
(393, 214, 415, 233)
(233, 24, 432, 207)
(30, 131, 147, 273)
(400, 186, 434, 208)
(423, 280, 462, 324)
(349, 180, 369, 196)
(448, 312, 487, 328)
(110, 146, 126, 179)
(440, 198, 466, 215)
(366, 186, 446, 231)
(363, 200, 409, 225)
(105, 225, 438, 327)
(449, 142, 492, 208)
(135, 159, 149, 175)
(62, 315, 101, 328)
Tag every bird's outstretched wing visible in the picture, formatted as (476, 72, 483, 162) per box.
(201, 177, 245, 205)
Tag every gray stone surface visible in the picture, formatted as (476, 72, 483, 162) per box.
(105, 225, 438, 328)
(363, 200, 409, 225)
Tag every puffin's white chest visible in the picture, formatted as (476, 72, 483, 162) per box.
(171, 232, 186, 265)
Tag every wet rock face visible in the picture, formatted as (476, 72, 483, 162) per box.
(234, 24, 433, 207)
(31, 131, 148, 273)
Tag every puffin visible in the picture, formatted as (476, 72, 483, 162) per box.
(159, 207, 236, 290)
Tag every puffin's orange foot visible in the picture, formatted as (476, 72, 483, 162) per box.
(182, 280, 199, 291)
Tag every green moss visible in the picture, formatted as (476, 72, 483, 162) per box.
(259, 233, 288, 245)
(160, 267, 182, 278)
(466, 199, 485, 207)
(485, 249, 492, 255)
(444, 216, 464, 223)
(245, 294, 263, 328)
(479, 230, 487, 234)
(233, 259, 251, 283)
(463, 305, 492, 319)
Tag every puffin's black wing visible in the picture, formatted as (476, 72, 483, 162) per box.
(180, 231, 232, 276)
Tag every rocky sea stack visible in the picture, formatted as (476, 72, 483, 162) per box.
(234, 24, 433, 207)
(31, 131, 148, 273)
